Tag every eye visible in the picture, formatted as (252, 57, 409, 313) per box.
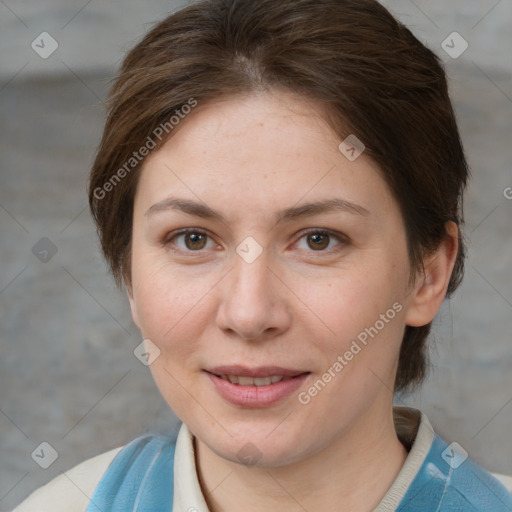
(294, 229, 347, 252)
(163, 228, 348, 255)
(165, 228, 218, 252)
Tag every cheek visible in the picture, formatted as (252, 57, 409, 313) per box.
(131, 253, 219, 354)
(135, 279, 198, 336)
(296, 258, 407, 348)
(298, 274, 406, 410)
(131, 268, 212, 411)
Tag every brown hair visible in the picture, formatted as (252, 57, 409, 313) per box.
(88, 0, 468, 392)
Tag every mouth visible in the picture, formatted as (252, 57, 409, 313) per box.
(211, 374, 296, 386)
(203, 366, 310, 407)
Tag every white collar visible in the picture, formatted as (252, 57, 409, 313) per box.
(172, 407, 434, 512)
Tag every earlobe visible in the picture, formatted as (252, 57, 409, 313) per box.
(404, 221, 459, 327)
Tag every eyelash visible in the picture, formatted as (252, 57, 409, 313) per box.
(163, 228, 348, 255)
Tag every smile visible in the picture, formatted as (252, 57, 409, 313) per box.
(204, 369, 310, 408)
(215, 375, 292, 386)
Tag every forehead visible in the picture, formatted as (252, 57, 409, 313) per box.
(135, 91, 398, 224)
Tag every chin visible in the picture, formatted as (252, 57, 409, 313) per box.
(199, 422, 310, 468)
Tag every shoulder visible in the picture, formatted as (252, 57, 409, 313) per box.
(401, 432, 512, 511)
(387, 408, 512, 512)
(12, 446, 123, 512)
(13, 434, 178, 512)
(87, 433, 177, 510)
(441, 447, 512, 512)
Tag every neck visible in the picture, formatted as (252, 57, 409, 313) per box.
(194, 405, 408, 512)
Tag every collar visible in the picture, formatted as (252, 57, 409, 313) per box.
(172, 406, 433, 512)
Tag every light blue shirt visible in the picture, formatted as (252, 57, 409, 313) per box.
(85, 415, 512, 512)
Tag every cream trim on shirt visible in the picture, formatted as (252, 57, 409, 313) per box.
(12, 408, 512, 512)
(374, 408, 435, 511)
(172, 424, 210, 512)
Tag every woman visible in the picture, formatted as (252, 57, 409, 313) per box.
(14, 0, 512, 510)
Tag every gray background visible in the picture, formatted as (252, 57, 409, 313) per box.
(1, 0, 511, 509)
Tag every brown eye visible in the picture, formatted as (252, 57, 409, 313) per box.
(184, 232, 207, 250)
(166, 229, 216, 252)
(294, 229, 347, 253)
(307, 232, 330, 250)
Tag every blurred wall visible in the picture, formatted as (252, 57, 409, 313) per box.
(1, 0, 511, 78)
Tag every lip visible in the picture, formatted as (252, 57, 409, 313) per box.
(206, 365, 307, 378)
(204, 368, 310, 408)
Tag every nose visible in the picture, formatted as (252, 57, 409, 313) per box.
(215, 249, 292, 342)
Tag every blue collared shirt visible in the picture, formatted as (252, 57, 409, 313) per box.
(86, 411, 512, 512)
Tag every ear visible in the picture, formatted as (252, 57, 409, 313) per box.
(126, 281, 141, 330)
(404, 221, 459, 327)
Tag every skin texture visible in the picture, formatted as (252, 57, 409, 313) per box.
(127, 90, 458, 512)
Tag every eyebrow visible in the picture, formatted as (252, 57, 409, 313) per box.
(145, 196, 370, 222)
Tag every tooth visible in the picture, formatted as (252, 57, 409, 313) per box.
(220, 375, 289, 386)
(253, 377, 272, 386)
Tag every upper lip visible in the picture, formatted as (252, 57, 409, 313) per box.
(205, 365, 309, 378)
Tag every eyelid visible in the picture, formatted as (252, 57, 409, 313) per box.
(296, 227, 349, 242)
(164, 227, 209, 241)
(163, 227, 219, 252)
(292, 228, 349, 251)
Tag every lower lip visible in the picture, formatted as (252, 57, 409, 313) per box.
(205, 372, 310, 408)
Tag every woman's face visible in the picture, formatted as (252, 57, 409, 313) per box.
(128, 90, 421, 466)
